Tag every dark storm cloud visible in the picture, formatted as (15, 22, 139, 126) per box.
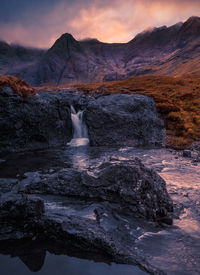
(0, 0, 200, 48)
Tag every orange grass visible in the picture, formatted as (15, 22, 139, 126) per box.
(0, 75, 36, 97)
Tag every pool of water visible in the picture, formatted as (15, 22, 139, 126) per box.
(0, 253, 146, 275)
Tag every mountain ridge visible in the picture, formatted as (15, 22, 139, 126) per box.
(1, 16, 200, 86)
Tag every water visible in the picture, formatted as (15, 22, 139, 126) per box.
(67, 105, 89, 147)
(0, 146, 200, 274)
(0, 253, 146, 275)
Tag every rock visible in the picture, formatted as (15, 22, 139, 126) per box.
(21, 158, 173, 224)
(0, 89, 166, 152)
(0, 158, 173, 274)
(0, 193, 44, 221)
(0, 178, 18, 193)
(1, 86, 16, 96)
(85, 94, 166, 147)
(182, 150, 192, 158)
(0, 89, 88, 153)
(0, 193, 45, 240)
(182, 143, 200, 162)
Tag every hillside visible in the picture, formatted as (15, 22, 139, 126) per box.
(0, 75, 35, 96)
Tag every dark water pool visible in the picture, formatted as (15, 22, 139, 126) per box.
(0, 253, 146, 275)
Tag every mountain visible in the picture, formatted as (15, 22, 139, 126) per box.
(0, 42, 45, 81)
(1, 16, 200, 86)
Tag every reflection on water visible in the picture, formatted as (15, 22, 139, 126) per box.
(67, 137, 89, 147)
(0, 252, 146, 275)
(175, 208, 200, 238)
(70, 146, 90, 170)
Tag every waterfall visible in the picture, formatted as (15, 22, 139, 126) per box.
(67, 105, 89, 146)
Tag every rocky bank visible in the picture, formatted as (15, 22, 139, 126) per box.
(0, 87, 166, 153)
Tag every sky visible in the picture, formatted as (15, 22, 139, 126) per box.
(0, 0, 200, 48)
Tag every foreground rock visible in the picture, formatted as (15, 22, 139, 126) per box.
(85, 94, 166, 147)
(19, 158, 173, 224)
(0, 194, 165, 274)
(0, 157, 172, 274)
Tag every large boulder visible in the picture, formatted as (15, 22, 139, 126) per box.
(20, 158, 173, 224)
(85, 93, 166, 146)
(0, 88, 88, 153)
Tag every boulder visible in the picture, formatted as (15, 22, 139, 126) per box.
(85, 94, 166, 146)
(0, 89, 88, 153)
(21, 158, 173, 224)
(0, 193, 44, 222)
(182, 150, 192, 158)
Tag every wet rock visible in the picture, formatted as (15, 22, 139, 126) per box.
(21, 158, 173, 223)
(85, 94, 166, 147)
(0, 194, 44, 240)
(182, 143, 200, 162)
(182, 150, 192, 158)
(0, 193, 44, 222)
(0, 157, 173, 274)
(0, 178, 18, 193)
(0, 90, 88, 153)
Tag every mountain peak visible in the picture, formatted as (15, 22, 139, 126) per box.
(177, 16, 200, 44)
(183, 16, 200, 28)
(59, 33, 76, 41)
(48, 33, 81, 56)
(52, 33, 77, 47)
(187, 16, 200, 22)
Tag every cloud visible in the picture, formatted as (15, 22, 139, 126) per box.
(0, 0, 200, 48)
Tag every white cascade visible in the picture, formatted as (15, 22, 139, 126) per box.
(67, 105, 89, 146)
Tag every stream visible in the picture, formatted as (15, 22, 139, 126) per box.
(0, 145, 199, 274)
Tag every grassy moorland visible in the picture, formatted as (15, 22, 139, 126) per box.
(0, 75, 199, 149)
(39, 75, 200, 149)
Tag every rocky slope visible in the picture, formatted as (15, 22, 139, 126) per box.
(1, 16, 200, 85)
